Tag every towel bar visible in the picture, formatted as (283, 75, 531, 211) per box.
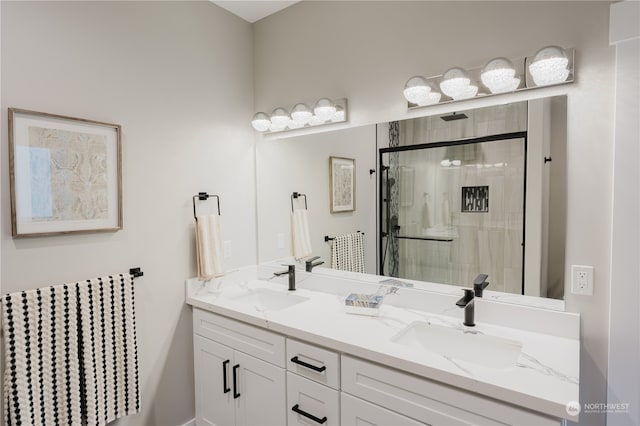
(193, 192, 221, 220)
(324, 231, 364, 242)
(291, 192, 308, 212)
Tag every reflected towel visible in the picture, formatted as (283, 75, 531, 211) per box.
(331, 232, 365, 273)
(196, 214, 225, 279)
(291, 209, 312, 260)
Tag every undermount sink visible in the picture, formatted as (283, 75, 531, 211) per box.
(391, 321, 523, 369)
(229, 287, 309, 311)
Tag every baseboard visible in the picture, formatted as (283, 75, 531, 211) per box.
(179, 419, 196, 426)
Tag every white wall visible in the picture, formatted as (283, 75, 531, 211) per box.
(256, 125, 377, 272)
(254, 2, 615, 424)
(607, 2, 640, 425)
(0, 2, 255, 425)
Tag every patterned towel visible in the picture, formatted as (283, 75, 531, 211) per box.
(330, 232, 365, 273)
(2, 274, 140, 426)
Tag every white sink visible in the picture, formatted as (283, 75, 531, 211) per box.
(229, 288, 309, 311)
(391, 321, 523, 369)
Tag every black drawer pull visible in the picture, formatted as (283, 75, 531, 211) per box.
(222, 360, 230, 393)
(233, 364, 240, 399)
(292, 404, 327, 424)
(290, 356, 326, 372)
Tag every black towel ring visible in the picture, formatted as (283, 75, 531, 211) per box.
(291, 192, 308, 212)
(193, 192, 220, 220)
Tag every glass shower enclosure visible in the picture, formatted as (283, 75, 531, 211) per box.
(379, 132, 527, 294)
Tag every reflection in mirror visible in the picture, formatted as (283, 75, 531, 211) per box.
(256, 96, 566, 304)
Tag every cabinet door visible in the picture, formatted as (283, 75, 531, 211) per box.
(234, 351, 286, 426)
(341, 393, 427, 426)
(194, 335, 236, 426)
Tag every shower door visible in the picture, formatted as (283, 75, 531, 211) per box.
(380, 133, 527, 294)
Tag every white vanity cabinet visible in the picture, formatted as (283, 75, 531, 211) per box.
(193, 309, 287, 426)
(341, 355, 561, 426)
(286, 339, 340, 425)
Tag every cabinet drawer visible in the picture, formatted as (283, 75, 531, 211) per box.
(341, 393, 426, 426)
(287, 372, 339, 426)
(287, 339, 340, 389)
(342, 355, 560, 426)
(193, 308, 285, 367)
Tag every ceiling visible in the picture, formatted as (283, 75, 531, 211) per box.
(210, 1, 301, 23)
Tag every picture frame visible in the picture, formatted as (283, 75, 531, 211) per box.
(8, 108, 122, 237)
(329, 156, 355, 213)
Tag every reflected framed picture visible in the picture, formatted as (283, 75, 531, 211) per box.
(8, 108, 122, 237)
(329, 156, 355, 213)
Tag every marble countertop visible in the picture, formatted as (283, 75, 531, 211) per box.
(185, 265, 579, 421)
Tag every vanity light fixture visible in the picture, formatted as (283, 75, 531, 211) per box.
(251, 98, 348, 133)
(403, 45, 574, 109)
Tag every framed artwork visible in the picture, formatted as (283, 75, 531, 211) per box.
(329, 156, 355, 213)
(8, 108, 122, 237)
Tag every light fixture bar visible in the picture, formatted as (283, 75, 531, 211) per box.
(252, 98, 349, 133)
(405, 47, 574, 110)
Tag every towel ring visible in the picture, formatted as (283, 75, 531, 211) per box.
(193, 192, 220, 220)
(291, 192, 308, 212)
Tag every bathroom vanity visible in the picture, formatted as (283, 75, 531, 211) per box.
(186, 265, 579, 426)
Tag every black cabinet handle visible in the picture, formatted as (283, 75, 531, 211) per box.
(292, 404, 327, 424)
(232, 364, 240, 399)
(222, 360, 230, 394)
(290, 356, 326, 373)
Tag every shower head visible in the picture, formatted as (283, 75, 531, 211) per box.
(440, 112, 468, 122)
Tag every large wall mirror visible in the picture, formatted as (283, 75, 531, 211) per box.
(256, 95, 567, 308)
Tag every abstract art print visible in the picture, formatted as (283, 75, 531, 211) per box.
(329, 156, 355, 213)
(8, 108, 122, 237)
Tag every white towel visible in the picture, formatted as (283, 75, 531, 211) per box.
(196, 214, 225, 279)
(330, 232, 365, 273)
(2, 273, 140, 426)
(291, 209, 312, 260)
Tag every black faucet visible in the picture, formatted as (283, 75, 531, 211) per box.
(473, 274, 489, 297)
(305, 256, 324, 272)
(456, 289, 475, 327)
(274, 265, 296, 291)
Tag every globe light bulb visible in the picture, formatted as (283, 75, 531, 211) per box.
(481, 57, 520, 94)
(529, 45, 570, 86)
(313, 98, 336, 122)
(270, 107, 290, 127)
(440, 67, 472, 100)
(290, 103, 313, 124)
(403, 76, 431, 105)
(251, 112, 271, 132)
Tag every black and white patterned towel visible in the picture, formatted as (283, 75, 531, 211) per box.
(2, 273, 140, 425)
(330, 232, 365, 273)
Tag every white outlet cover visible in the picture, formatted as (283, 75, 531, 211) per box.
(571, 264, 594, 296)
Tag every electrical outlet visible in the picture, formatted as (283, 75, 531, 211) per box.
(223, 240, 232, 259)
(571, 265, 594, 295)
